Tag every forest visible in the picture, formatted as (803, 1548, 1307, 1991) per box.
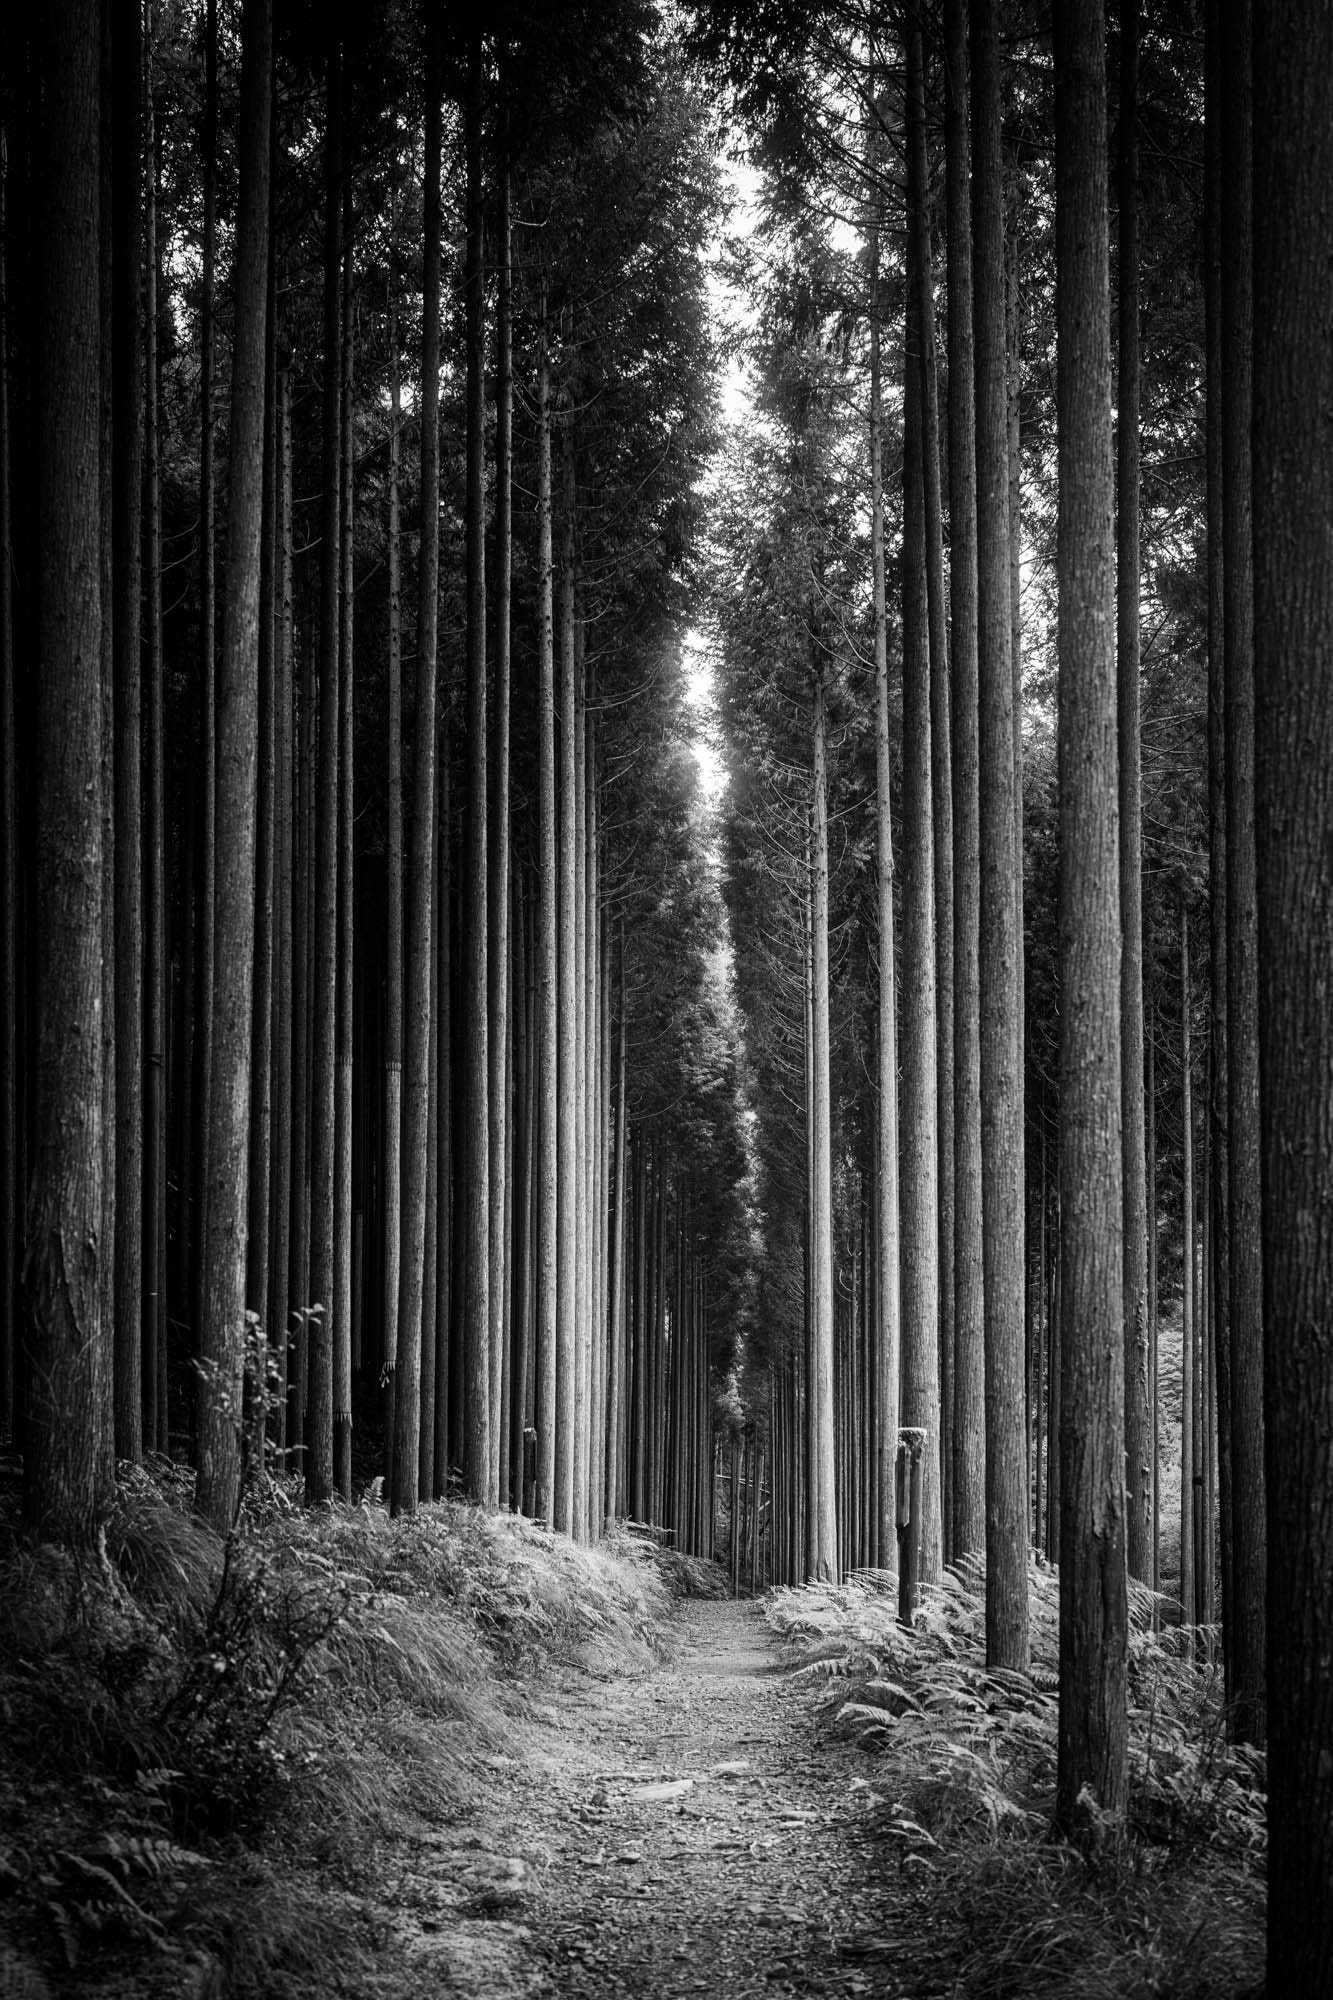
(1, 0, 1330, 1994)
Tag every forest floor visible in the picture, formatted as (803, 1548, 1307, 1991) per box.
(408, 1597, 918, 1999)
(1, 1473, 1265, 2000)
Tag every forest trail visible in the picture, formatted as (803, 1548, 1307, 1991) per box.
(398, 1599, 915, 1999)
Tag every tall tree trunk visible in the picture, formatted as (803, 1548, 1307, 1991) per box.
(605, 937, 627, 1527)
(196, 0, 271, 1530)
(0, 131, 15, 1450)
(867, 106, 901, 1584)
(1117, 0, 1152, 1586)
(1220, 0, 1266, 1749)
(382, 212, 403, 1486)
(1180, 910, 1196, 1637)
(305, 50, 342, 1506)
(333, 178, 355, 1499)
(907, 12, 955, 1560)
(1202, 0, 1233, 1693)
(1253, 0, 1333, 1968)
(1053, 0, 1128, 1829)
(901, 224, 942, 1583)
(810, 668, 838, 1582)
(945, 0, 985, 1569)
(488, 99, 513, 1511)
(555, 420, 578, 1534)
(23, 0, 111, 1544)
(972, 0, 1028, 1667)
(462, 26, 490, 1505)
(269, 349, 293, 1458)
(246, 178, 276, 1471)
(391, 24, 441, 1515)
(112, 0, 144, 1463)
(142, 55, 166, 1453)
(535, 325, 558, 1525)
(193, 0, 218, 1382)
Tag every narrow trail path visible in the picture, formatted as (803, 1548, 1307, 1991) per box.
(421, 1599, 915, 1998)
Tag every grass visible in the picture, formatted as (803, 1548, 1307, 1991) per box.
(767, 1557, 1265, 1999)
(0, 1458, 679, 1997)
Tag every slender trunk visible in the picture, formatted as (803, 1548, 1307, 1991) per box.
(196, 0, 272, 1529)
(972, 0, 1028, 1668)
(488, 102, 513, 1510)
(392, 26, 442, 1515)
(1253, 0, 1333, 1966)
(1117, 0, 1152, 1585)
(1181, 911, 1196, 1634)
(193, 0, 218, 1380)
(0, 134, 15, 1448)
(867, 119, 901, 1574)
(1220, 0, 1265, 1748)
(246, 180, 277, 1472)
(269, 353, 292, 1457)
(112, 0, 144, 1462)
(555, 419, 578, 1534)
(1054, 0, 1127, 1827)
(1203, 0, 1232, 1689)
(333, 178, 355, 1499)
(382, 218, 403, 1483)
(906, 13, 955, 1560)
(945, 0, 986, 1568)
(305, 51, 342, 1506)
(143, 67, 166, 1452)
(535, 325, 558, 1524)
(605, 937, 627, 1526)
(462, 27, 490, 1505)
(23, 0, 111, 1543)
(901, 226, 942, 1584)
(810, 669, 838, 1581)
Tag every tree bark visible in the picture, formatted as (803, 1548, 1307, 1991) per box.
(901, 225, 942, 1584)
(972, 0, 1028, 1667)
(944, 0, 985, 1570)
(333, 176, 355, 1499)
(305, 50, 342, 1506)
(462, 26, 490, 1506)
(555, 419, 578, 1535)
(0, 132, 15, 1451)
(535, 325, 558, 1525)
(906, 12, 955, 1561)
(488, 99, 513, 1512)
(391, 24, 442, 1515)
(1053, 0, 1128, 1828)
(142, 62, 166, 1453)
(1117, 0, 1152, 1586)
(112, 0, 144, 1463)
(23, 0, 111, 1545)
(810, 667, 838, 1582)
(196, 0, 271, 1531)
(1219, 0, 1266, 1750)
(1253, 0, 1333, 1975)
(382, 198, 403, 1486)
(867, 104, 901, 1586)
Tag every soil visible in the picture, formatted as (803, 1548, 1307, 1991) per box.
(393, 1599, 917, 1999)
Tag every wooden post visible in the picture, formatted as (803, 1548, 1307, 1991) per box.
(897, 1426, 926, 1625)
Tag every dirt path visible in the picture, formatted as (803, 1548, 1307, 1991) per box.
(400, 1599, 911, 1998)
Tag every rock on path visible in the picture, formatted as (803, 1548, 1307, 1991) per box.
(411, 1598, 910, 1998)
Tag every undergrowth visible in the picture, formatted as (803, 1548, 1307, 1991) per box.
(0, 1459, 675, 1997)
(768, 1558, 1265, 1999)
